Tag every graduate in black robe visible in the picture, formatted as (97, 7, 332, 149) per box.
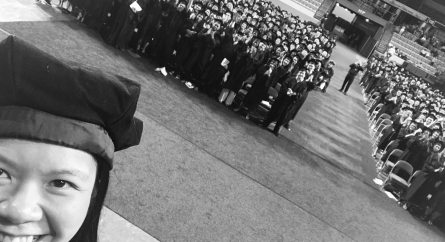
(282, 60, 318, 130)
(153, 0, 189, 76)
(399, 128, 431, 172)
(139, 0, 164, 54)
(234, 58, 280, 119)
(218, 42, 264, 105)
(170, 11, 206, 78)
(101, 0, 126, 43)
(262, 70, 309, 136)
(105, 0, 147, 50)
(183, 19, 222, 86)
(202, 29, 246, 96)
(402, 157, 445, 212)
(274, 55, 293, 86)
(83, 0, 114, 31)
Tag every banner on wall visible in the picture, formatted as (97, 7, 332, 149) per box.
(331, 5, 356, 23)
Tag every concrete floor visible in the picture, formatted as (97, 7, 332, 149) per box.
(1, 1, 444, 241)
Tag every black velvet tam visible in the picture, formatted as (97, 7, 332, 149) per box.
(0, 36, 143, 169)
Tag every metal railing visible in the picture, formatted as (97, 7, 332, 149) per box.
(346, 0, 397, 21)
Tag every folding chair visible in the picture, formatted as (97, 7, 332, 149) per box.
(232, 77, 255, 107)
(372, 120, 392, 140)
(370, 113, 391, 130)
(373, 125, 393, 148)
(366, 92, 380, 109)
(256, 87, 279, 121)
(274, 83, 282, 93)
(378, 149, 403, 180)
(368, 103, 384, 122)
(381, 160, 413, 198)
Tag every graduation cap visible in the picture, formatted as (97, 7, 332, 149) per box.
(177, 0, 187, 6)
(193, 2, 203, 8)
(210, 9, 220, 15)
(281, 55, 292, 66)
(432, 140, 444, 151)
(290, 50, 299, 57)
(0, 36, 143, 169)
(420, 108, 430, 114)
(268, 57, 280, 65)
(306, 58, 320, 66)
(403, 107, 414, 113)
(214, 19, 224, 28)
(421, 126, 433, 134)
(427, 113, 437, 120)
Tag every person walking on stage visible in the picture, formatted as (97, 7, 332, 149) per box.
(339, 61, 365, 95)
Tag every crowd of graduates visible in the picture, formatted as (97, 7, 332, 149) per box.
(65, 0, 337, 136)
(361, 56, 445, 226)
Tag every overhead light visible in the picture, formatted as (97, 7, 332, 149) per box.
(366, 19, 369, 22)
(336, 3, 339, 6)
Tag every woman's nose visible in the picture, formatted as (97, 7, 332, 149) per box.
(0, 185, 43, 224)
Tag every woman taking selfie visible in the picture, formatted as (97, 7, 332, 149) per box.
(0, 36, 143, 242)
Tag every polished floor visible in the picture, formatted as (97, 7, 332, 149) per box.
(1, 0, 444, 241)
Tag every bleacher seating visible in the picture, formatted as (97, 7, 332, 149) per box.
(389, 33, 445, 75)
(291, 0, 323, 13)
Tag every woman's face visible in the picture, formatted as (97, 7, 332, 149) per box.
(0, 139, 97, 242)
(433, 144, 442, 152)
(193, 4, 202, 12)
(212, 22, 221, 31)
(196, 14, 204, 22)
(282, 57, 291, 66)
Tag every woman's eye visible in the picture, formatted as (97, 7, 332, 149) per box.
(48, 180, 76, 189)
(0, 168, 10, 179)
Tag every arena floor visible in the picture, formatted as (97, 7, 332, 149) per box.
(1, 0, 445, 241)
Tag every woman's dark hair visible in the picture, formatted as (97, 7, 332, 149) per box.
(70, 156, 110, 242)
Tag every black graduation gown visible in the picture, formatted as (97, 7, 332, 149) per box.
(175, 20, 204, 68)
(101, 0, 126, 43)
(399, 138, 430, 172)
(404, 170, 445, 207)
(84, 0, 113, 29)
(285, 74, 316, 123)
(274, 66, 291, 86)
(185, 32, 218, 78)
(202, 35, 244, 91)
(264, 77, 308, 125)
(242, 65, 277, 111)
(105, 0, 143, 47)
(377, 114, 401, 150)
(153, 6, 187, 66)
(140, 0, 163, 46)
(71, 0, 90, 10)
(224, 53, 255, 93)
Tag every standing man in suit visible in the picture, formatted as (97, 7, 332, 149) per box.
(339, 61, 365, 95)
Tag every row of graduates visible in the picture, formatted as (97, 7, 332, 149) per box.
(360, 56, 445, 226)
(67, 0, 336, 135)
(67, 0, 336, 88)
